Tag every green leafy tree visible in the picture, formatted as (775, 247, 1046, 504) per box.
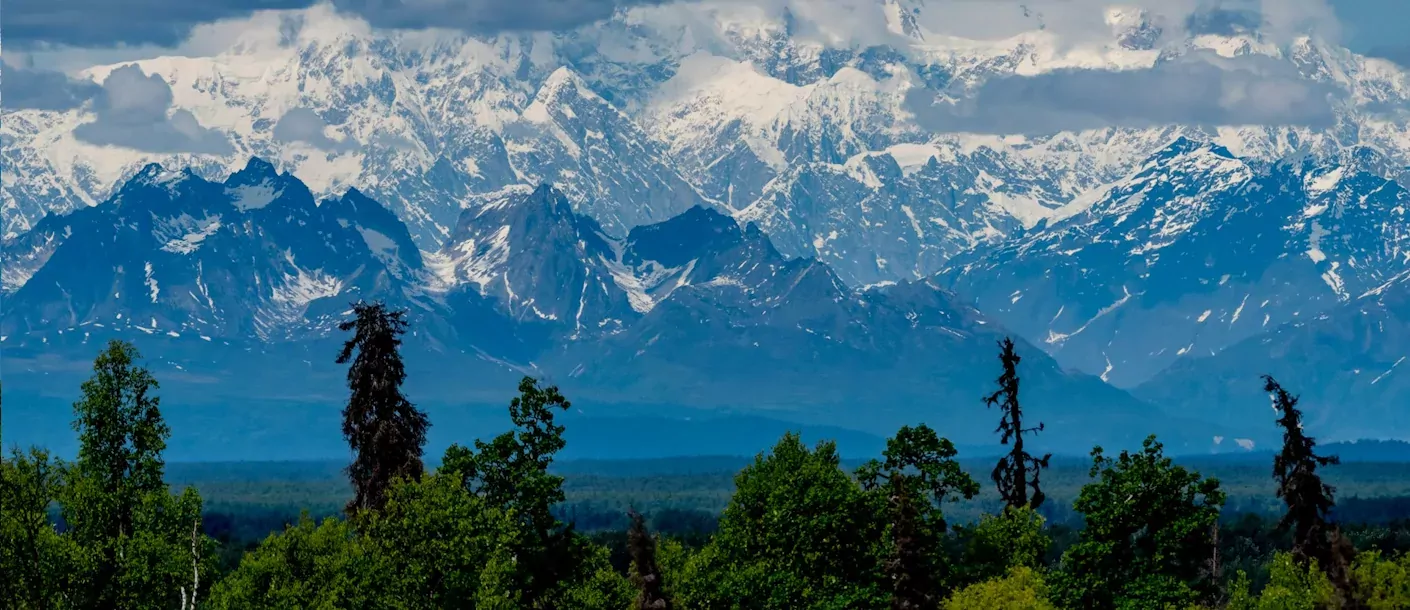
(57, 340, 214, 609)
(0, 447, 71, 609)
(359, 473, 523, 607)
(558, 549, 633, 610)
(441, 376, 600, 609)
(207, 514, 378, 609)
(680, 433, 887, 609)
(1052, 435, 1226, 610)
(856, 424, 980, 607)
(655, 535, 693, 606)
(1350, 550, 1410, 609)
(984, 337, 1051, 511)
(627, 509, 672, 610)
(958, 506, 1052, 585)
(1264, 376, 1354, 600)
(1226, 553, 1339, 610)
(210, 473, 530, 609)
(338, 301, 430, 514)
(942, 566, 1057, 610)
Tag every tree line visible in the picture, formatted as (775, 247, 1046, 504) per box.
(4, 301, 1410, 608)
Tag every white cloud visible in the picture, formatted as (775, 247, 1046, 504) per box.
(904, 50, 1341, 135)
(73, 64, 233, 154)
(272, 107, 359, 152)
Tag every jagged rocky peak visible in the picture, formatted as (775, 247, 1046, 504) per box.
(222, 156, 317, 212)
(438, 184, 632, 328)
(0, 159, 423, 342)
(450, 184, 609, 251)
(323, 187, 426, 272)
(622, 205, 745, 268)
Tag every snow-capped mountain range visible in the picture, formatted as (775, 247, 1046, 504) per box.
(5, 0, 1410, 444)
(3, 162, 1211, 452)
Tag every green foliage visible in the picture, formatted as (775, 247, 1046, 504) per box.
(1350, 550, 1410, 609)
(942, 566, 1056, 610)
(59, 340, 217, 609)
(857, 424, 979, 606)
(358, 473, 523, 607)
(857, 424, 980, 531)
(0, 341, 217, 608)
(1226, 553, 1339, 610)
(441, 376, 604, 609)
(209, 473, 533, 609)
(207, 515, 375, 608)
(654, 536, 692, 606)
(958, 505, 1052, 585)
(558, 546, 633, 610)
(679, 433, 887, 609)
(0, 447, 70, 609)
(1052, 435, 1226, 610)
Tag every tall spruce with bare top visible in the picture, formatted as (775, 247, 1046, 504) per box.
(1264, 375, 1355, 601)
(337, 301, 430, 513)
(984, 337, 1051, 510)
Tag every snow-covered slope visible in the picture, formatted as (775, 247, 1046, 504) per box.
(1, 158, 422, 342)
(6, 1, 1410, 442)
(6, 2, 1410, 273)
(943, 138, 1410, 387)
(3, 164, 1229, 451)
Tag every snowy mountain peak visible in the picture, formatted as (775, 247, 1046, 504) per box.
(2, 161, 420, 341)
(231, 156, 280, 182)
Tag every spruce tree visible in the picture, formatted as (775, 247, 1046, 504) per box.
(884, 474, 931, 610)
(627, 509, 671, 610)
(984, 337, 1051, 510)
(1264, 375, 1354, 598)
(337, 301, 429, 513)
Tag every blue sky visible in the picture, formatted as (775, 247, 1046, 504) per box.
(1328, 0, 1410, 63)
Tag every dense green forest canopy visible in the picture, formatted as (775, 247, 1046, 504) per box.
(7, 307, 1410, 608)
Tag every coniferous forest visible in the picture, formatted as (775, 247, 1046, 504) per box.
(8, 301, 1410, 609)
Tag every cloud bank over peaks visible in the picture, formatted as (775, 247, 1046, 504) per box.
(903, 49, 1342, 136)
(0, 59, 102, 111)
(273, 107, 359, 152)
(72, 65, 233, 154)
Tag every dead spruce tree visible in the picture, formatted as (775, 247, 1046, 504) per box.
(984, 337, 1051, 510)
(338, 301, 430, 513)
(1264, 375, 1355, 601)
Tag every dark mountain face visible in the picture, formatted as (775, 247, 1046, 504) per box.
(1, 160, 1232, 455)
